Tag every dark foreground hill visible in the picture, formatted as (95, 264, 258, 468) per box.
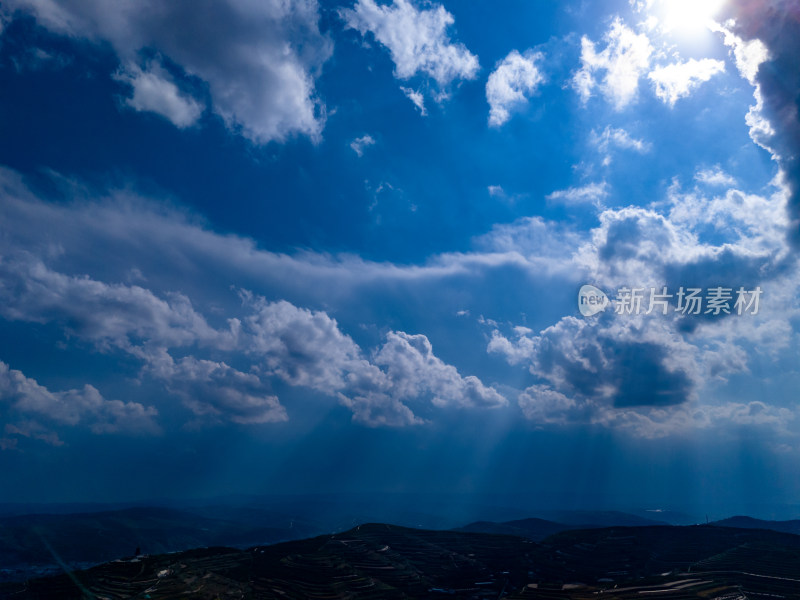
(4, 523, 800, 599)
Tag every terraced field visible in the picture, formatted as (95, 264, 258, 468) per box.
(3, 524, 800, 599)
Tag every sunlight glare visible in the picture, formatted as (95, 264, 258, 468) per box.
(656, 0, 726, 34)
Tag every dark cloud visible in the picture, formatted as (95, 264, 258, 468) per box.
(490, 315, 700, 410)
(726, 0, 800, 245)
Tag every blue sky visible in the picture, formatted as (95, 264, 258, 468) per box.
(0, 0, 799, 515)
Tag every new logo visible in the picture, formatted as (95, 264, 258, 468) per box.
(578, 284, 609, 316)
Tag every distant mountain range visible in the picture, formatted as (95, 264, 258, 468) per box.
(712, 515, 800, 535)
(456, 512, 800, 541)
(3, 503, 800, 587)
(0, 506, 324, 582)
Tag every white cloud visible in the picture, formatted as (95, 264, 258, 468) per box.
(487, 185, 504, 197)
(2, 166, 795, 438)
(648, 58, 725, 106)
(241, 297, 505, 425)
(574, 18, 653, 110)
(373, 332, 506, 409)
(667, 180, 788, 256)
(546, 181, 609, 207)
(2, 0, 332, 144)
(150, 354, 288, 425)
(486, 50, 544, 127)
(341, 0, 479, 98)
(350, 134, 376, 157)
(114, 60, 204, 128)
(496, 313, 796, 439)
(711, 23, 776, 157)
(590, 126, 650, 165)
(400, 86, 427, 114)
(0, 361, 158, 448)
(694, 165, 736, 187)
(711, 22, 768, 86)
(0, 253, 226, 356)
(0, 232, 506, 428)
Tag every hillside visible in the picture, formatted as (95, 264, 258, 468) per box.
(4, 523, 800, 599)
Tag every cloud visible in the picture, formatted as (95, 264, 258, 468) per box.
(590, 126, 650, 166)
(487, 186, 507, 199)
(497, 313, 795, 439)
(573, 17, 653, 109)
(240, 296, 505, 425)
(695, 165, 737, 187)
(0, 361, 159, 449)
(490, 315, 700, 409)
(114, 59, 204, 128)
(0, 252, 226, 356)
(0, 218, 507, 428)
(1, 0, 333, 143)
(711, 21, 769, 86)
(648, 58, 725, 106)
(149, 354, 288, 425)
(486, 50, 545, 127)
(546, 181, 609, 207)
(350, 134, 376, 157)
(667, 176, 788, 256)
(0, 165, 794, 437)
(341, 0, 479, 103)
(0, 167, 574, 309)
(373, 332, 506, 409)
(400, 86, 427, 114)
(486, 181, 797, 438)
(716, 2, 800, 247)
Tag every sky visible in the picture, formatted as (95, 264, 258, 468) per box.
(0, 0, 799, 516)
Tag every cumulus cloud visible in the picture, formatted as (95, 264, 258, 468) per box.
(486, 50, 544, 127)
(573, 18, 653, 109)
(0, 165, 794, 437)
(373, 332, 506, 409)
(490, 315, 700, 408)
(1, 0, 333, 143)
(350, 134, 376, 157)
(493, 291, 795, 439)
(149, 354, 287, 425)
(648, 58, 725, 106)
(0, 227, 506, 428)
(0, 252, 226, 356)
(487, 178, 797, 438)
(341, 0, 478, 107)
(715, 2, 800, 247)
(114, 60, 204, 128)
(0, 361, 158, 449)
(240, 296, 505, 425)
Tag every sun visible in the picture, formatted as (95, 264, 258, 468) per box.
(655, 0, 726, 35)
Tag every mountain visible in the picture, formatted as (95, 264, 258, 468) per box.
(0, 506, 323, 582)
(455, 517, 574, 540)
(713, 515, 800, 535)
(529, 510, 668, 527)
(456, 511, 669, 541)
(5, 523, 800, 599)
